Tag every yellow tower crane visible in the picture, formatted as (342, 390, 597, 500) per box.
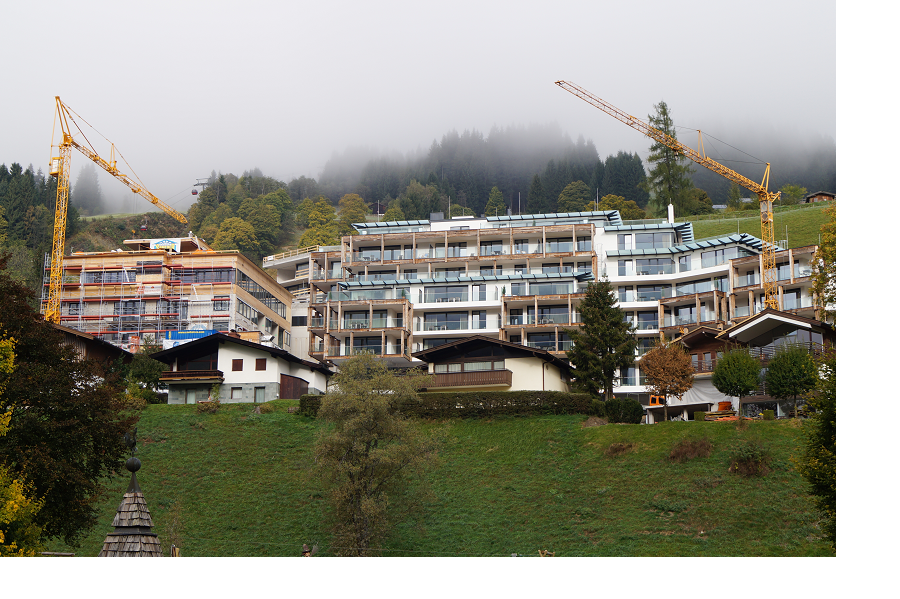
(555, 80, 781, 310)
(45, 97, 189, 324)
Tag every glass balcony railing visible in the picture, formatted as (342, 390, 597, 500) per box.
(352, 252, 382, 262)
(636, 319, 659, 330)
(350, 273, 398, 282)
(635, 290, 664, 302)
(636, 263, 676, 275)
(325, 289, 409, 302)
(309, 317, 325, 327)
(382, 249, 413, 260)
(418, 320, 469, 332)
(528, 284, 573, 296)
(576, 241, 592, 251)
(546, 243, 573, 253)
(701, 257, 727, 269)
(423, 292, 469, 303)
(331, 345, 383, 357)
(524, 340, 574, 351)
(663, 315, 698, 327)
(733, 305, 754, 318)
(480, 246, 508, 256)
(795, 265, 813, 278)
(735, 275, 758, 287)
(782, 296, 814, 311)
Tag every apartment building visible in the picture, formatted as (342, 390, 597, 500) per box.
(46, 235, 294, 352)
(263, 209, 823, 398)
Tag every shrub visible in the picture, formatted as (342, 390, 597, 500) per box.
(669, 438, 712, 463)
(298, 391, 595, 419)
(196, 399, 221, 414)
(606, 442, 634, 457)
(604, 398, 643, 424)
(693, 411, 706, 422)
(761, 409, 775, 421)
(257, 402, 274, 414)
(727, 440, 772, 477)
(590, 398, 606, 419)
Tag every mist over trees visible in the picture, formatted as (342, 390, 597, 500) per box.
(71, 164, 105, 216)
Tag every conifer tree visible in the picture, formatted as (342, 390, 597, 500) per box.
(526, 174, 549, 214)
(642, 101, 694, 216)
(566, 277, 638, 399)
(484, 186, 506, 217)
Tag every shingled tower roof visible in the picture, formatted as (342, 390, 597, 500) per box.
(98, 455, 163, 557)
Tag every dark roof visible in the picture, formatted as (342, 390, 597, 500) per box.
(151, 332, 332, 375)
(412, 335, 570, 370)
(51, 323, 133, 361)
(805, 191, 835, 199)
(98, 469, 162, 557)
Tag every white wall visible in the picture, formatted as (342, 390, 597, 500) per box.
(506, 357, 569, 392)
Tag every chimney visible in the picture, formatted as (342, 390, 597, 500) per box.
(667, 203, 675, 224)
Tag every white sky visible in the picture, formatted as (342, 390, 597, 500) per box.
(2, 0, 836, 212)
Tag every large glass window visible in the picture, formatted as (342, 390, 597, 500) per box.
(480, 240, 503, 256)
(545, 238, 573, 253)
(635, 232, 675, 249)
(424, 312, 468, 331)
(424, 285, 464, 303)
(636, 258, 675, 275)
(617, 234, 632, 250)
(236, 271, 287, 318)
(618, 286, 634, 302)
(636, 284, 666, 301)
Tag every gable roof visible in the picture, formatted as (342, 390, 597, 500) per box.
(716, 309, 834, 344)
(412, 335, 570, 370)
(151, 332, 332, 375)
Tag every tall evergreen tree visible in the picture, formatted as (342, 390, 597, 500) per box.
(526, 174, 549, 214)
(566, 277, 638, 399)
(484, 186, 506, 217)
(642, 101, 694, 216)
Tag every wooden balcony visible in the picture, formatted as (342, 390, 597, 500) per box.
(160, 370, 224, 382)
(425, 369, 513, 388)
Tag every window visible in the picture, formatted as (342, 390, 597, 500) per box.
(618, 260, 632, 276)
(636, 258, 674, 275)
(68, 303, 83, 315)
(679, 255, 691, 272)
(236, 270, 287, 318)
(254, 387, 265, 403)
(232, 359, 243, 371)
(291, 315, 307, 327)
(115, 300, 145, 315)
(617, 234, 632, 250)
(636, 285, 666, 301)
(231, 387, 242, 400)
(635, 232, 674, 250)
(213, 296, 230, 312)
(618, 286, 634, 302)
(255, 358, 266, 371)
(424, 312, 467, 331)
(480, 240, 503, 256)
(577, 236, 591, 251)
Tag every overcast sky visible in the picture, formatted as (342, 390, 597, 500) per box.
(2, 0, 836, 213)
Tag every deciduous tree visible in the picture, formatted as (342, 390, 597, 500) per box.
(0, 337, 44, 556)
(0, 257, 137, 544)
(766, 344, 818, 418)
(795, 348, 835, 546)
(212, 217, 261, 259)
(812, 201, 835, 322)
(314, 355, 440, 556)
(711, 348, 761, 418)
(640, 341, 694, 421)
(566, 277, 638, 399)
(556, 180, 591, 213)
(778, 183, 808, 206)
(337, 193, 371, 235)
(597, 194, 646, 220)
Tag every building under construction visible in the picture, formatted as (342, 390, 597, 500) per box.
(45, 235, 293, 353)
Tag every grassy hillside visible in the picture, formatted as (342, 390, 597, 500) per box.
(47, 402, 832, 557)
(682, 202, 832, 249)
(68, 211, 189, 253)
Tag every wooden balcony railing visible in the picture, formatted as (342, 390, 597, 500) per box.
(160, 370, 224, 382)
(426, 369, 513, 388)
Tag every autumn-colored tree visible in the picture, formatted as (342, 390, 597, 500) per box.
(381, 204, 405, 222)
(314, 355, 440, 556)
(337, 193, 371, 235)
(447, 203, 475, 218)
(812, 201, 836, 322)
(0, 337, 44, 556)
(297, 198, 339, 247)
(596, 194, 646, 221)
(640, 341, 694, 421)
(0, 257, 137, 544)
(711, 347, 761, 418)
(212, 217, 261, 259)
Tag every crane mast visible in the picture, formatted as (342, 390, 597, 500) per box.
(45, 97, 188, 324)
(555, 80, 780, 310)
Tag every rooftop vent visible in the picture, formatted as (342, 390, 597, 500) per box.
(430, 212, 444, 221)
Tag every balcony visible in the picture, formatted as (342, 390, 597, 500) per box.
(160, 370, 224, 382)
(323, 289, 409, 302)
(524, 340, 574, 351)
(340, 317, 404, 330)
(423, 292, 468, 303)
(507, 313, 580, 326)
(426, 369, 513, 388)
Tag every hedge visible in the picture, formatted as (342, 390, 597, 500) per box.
(297, 391, 595, 419)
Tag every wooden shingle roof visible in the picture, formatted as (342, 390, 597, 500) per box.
(98, 460, 163, 557)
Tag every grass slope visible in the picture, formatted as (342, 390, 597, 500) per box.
(48, 402, 832, 557)
(683, 202, 832, 249)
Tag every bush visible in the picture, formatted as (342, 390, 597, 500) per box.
(761, 409, 775, 421)
(693, 411, 706, 422)
(604, 397, 644, 424)
(669, 438, 712, 463)
(196, 399, 221, 414)
(257, 402, 274, 414)
(298, 391, 595, 419)
(590, 398, 606, 418)
(727, 440, 772, 477)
